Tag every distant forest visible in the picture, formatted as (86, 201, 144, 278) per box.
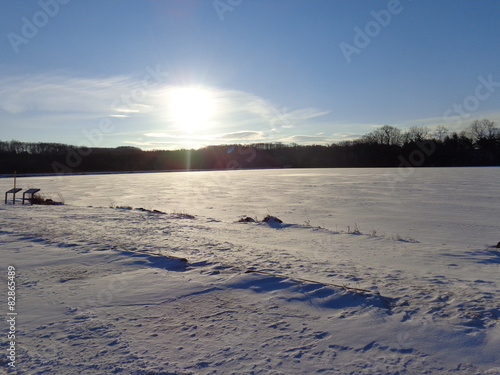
(1, 119, 499, 174)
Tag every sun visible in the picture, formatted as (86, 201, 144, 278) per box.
(166, 86, 217, 134)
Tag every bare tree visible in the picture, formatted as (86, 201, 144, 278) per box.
(403, 126, 430, 143)
(466, 119, 497, 141)
(362, 125, 403, 146)
(433, 125, 449, 141)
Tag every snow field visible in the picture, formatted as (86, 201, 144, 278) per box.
(0, 168, 499, 374)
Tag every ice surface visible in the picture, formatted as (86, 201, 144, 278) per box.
(2, 167, 498, 247)
(0, 168, 499, 374)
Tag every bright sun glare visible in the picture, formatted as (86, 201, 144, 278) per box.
(166, 86, 217, 134)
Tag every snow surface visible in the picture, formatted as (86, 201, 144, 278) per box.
(1, 168, 499, 374)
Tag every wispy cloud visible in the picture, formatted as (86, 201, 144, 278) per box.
(144, 131, 266, 144)
(0, 74, 140, 115)
(285, 108, 331, 122)
(144, 133, 180, 138)
(330, 132, 364, 141)
(215, 131, 266, 141)
(279, 134, 335, 144)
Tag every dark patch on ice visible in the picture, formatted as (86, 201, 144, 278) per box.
(238, 216, 256, 223)
(261, 218, 293, 229)
(262, 215, 283, 224)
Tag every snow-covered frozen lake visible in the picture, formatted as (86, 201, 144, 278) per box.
(3, 167, 499, 247)
(1, 167, 499, 374)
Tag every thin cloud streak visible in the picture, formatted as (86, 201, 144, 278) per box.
(215, 131, 266, 141)
(279, 134, 336, 144)
(0, 74, 139, 115)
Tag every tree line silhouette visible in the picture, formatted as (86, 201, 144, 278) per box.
(1, 119, 499, 174)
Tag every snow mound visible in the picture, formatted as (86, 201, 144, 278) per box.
(224, 272, 391, 313)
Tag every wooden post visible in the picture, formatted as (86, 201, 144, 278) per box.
(13, 171, 17, 205)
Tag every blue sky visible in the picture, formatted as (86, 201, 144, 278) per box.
(1, 0, 500, 149)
